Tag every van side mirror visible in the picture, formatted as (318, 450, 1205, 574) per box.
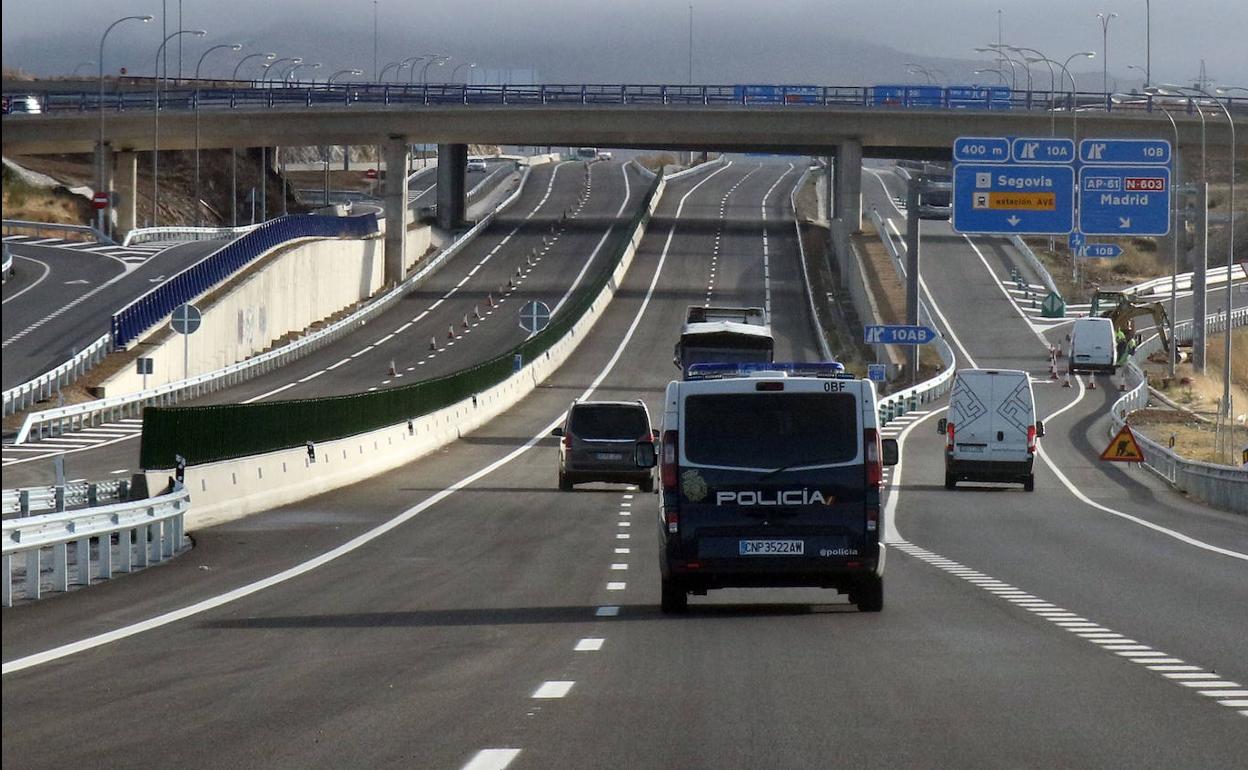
(635, 440, 658, 468)
(673, 356, 682, 370)
(937, 418, 947, 435)
(881, 438, 899, 466)
(550, 427, 564, 437)
(1035, 419, 1045, 438)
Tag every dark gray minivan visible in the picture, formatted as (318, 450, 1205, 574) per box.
(552, 400, 657, 492)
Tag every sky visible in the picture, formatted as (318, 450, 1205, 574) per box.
(2, 0, 1244, 89)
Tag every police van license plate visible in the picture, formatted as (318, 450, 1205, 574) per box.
(595, 452, 624, 460)
(739, 539, 804, 556)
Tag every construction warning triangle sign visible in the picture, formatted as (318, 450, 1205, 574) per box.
(1101, 424, 1146, 463)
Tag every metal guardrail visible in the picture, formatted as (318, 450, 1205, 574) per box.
(2, 479, 129, 518)
(863, 208, 958, 420)
(2, 332, 111, 416)
(13, 165, 537, 446)
(1125, 264, 1245, 298)
(1109, 307, 1248, 514)
(2, 485, 189, 606)
(121, 223, 259, 247)
(790, 166, 834, 361)
(111, 212, 380, 348)
(1007, 235, 1061, 298)
(2, 218, 113, 244)
(9, 82, 1246, 115)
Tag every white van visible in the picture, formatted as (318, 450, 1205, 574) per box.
(1069, 317, 1117, 374)
(938, 368, 1043, 491)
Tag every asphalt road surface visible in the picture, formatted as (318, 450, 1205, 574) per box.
(3, 159, 1244, 769)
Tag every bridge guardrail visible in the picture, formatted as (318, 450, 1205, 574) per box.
(121, 223, 259, 248)
(2, 479, 129, 518)
(3, 332, 111, 416)
(2, 485, 189, 606)
(2, 218, 113, 244)
(1124, 264, 1245, 299)
(111, 212, 380, 348)
(13, 166, 537, 446)
(1110, 307, 1248, 514)
(11, 83, 1246, 115)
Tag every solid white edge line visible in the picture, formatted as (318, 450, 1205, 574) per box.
(2, 254, 52, 305)
(1, 160, 734, 675)
(460, 748, 522, 770)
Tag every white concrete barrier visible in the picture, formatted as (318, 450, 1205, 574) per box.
(151, 174, 668, 528)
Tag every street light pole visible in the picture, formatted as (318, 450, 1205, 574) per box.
(328, 69, 363, 84)
(421, 55, 447, 85)
(1145, 0, 1151, 88)
(98, 14, 153, 237)
(152, 29, 207, 227)
(1097, 12, 1118, 96)
(450, 62, 477, 83)
(373, 0, 379, 81)
(194, 43, 242, 226)
(232, 51, 275, 83)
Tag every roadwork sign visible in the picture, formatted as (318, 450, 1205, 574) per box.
(1101, 424, 1146, 463)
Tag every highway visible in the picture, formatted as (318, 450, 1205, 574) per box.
(1, 238, 224, 390)
(0, 159, 647, 484)
(2, 158, 1245, 768)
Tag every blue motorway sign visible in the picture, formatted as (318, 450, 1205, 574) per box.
(953, 137, 1010, 163)
(1079, 138, 1171, 165)
(864, 324, 938, 345)
(1068, 231, 1086, 252)
(1083, 243, 1123, 258)
(1078, 165, 1171, 236)
(952, 163, 1075, 235)
(946, 85, 1012, 110)
(867, 363, 887, 382)
(1010, 137, 1076, 164)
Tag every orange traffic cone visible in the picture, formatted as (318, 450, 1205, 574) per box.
(487, 293, 495, 307)
(430, 336, 437, 351)
(1088, 376, 1097, 390)
(1063, 372, 1072, 388)
(389, 360, 397, 376)
(462, 314, 470, 329)
(447, 325, 455, 340)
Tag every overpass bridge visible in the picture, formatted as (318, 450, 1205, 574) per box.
(4, 82, 1242, 286)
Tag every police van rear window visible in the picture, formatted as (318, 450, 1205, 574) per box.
(569, 405, 649, 440)
(684, 393, 858, 468)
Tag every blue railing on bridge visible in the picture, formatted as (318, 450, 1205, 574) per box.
(8, 83, 1245, 116)
(110, 213, 379, 349)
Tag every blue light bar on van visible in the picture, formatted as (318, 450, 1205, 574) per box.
(685, 361, 847, 380)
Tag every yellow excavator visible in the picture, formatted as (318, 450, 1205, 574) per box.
(1091, 290, 1171, 353)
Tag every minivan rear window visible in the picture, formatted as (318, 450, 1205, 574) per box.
(569, 405, 649, 439)
(684, 393, 858, 468)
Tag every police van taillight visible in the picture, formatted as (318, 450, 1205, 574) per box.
(865, 428, 882, 487)
(1027, 425, 1037, 454)
(946, 422, 955, 451)
(562, 431, 573, 449)
(661, 430, 679, 491)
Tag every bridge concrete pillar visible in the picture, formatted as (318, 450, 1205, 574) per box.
(436, 143, 468, 231)
(382, 136, 411, 285)
(824, 155, 834, 224)
(112, 150, 138, 241)
(834, 140, 863, 234)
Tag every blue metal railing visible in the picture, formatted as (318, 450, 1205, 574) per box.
(8, 83, 1245, 116)
(110, 212, 378, 348)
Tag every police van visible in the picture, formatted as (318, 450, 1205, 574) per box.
(647, 362, 899, 613)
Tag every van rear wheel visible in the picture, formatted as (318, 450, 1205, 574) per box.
(1024, 474, 1035, 492)
(852, 575, 884, 612)
(558, 472, 573, 492)
(660, 577, 688, 614)
(944, 472, 956, 490)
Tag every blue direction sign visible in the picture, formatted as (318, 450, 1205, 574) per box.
(1079, 138, 1171, 165)
(1083, 243, 1123, 258)
(867, 363, 887, 382)
(953, 136, 1010, 163)
(1010, 137, 1076, 164)
(1078, 166, 1171, 236)
(953, 163, 1075, 235)
(864, 325, 938, 345)
(1068, 231, 1086, 252)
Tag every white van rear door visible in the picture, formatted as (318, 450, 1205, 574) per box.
(990, 373, 1033, 461)
(950, 372, 994, 458)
